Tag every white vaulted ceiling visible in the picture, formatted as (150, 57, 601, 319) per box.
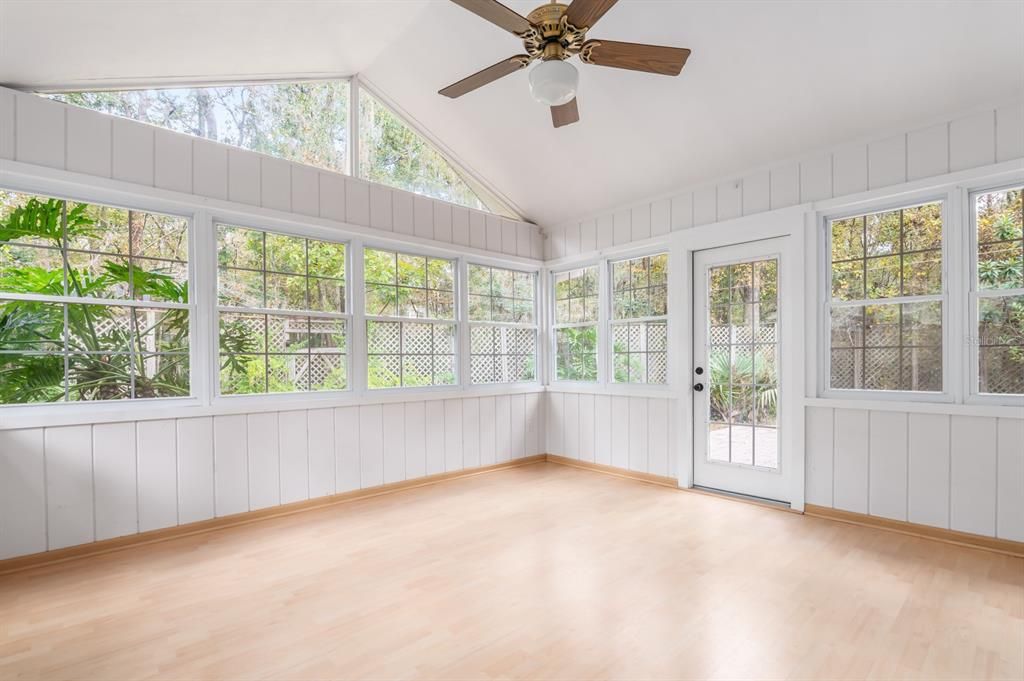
(1, 1, 1022, 227)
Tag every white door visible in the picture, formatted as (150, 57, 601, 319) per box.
(692, 238, 794, 503)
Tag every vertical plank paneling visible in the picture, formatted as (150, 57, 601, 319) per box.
(404, 402, 427, 479)
(868, 411, 908, 521)
(462, 398, 481, 469)
(563, 393, 580, 460)
(154, 129, 193, 194)
(0, 429, 46, 559)
(345, 178, 371, 226)
(578, 393, 595, 463)
(260, 157, 292, 212)
(867, 135, 907, 189)
(610, 396, 629, 470)
(478, 396, 497, 465)
(45, 425, 94, 550)
(486, 215, 502, 252)
(770, 163, 800, 209)
(949, 111, 995, 171)
(908, 413, 950, 528)
(563, 222, 580, 257)
(15, 92, 64, 168)
(0, 88, 14, 160)
(693, 187, 717, 226)
(804, 407, 834, 507)
(799, 154, 832, 203)
(92, 422, 138, 541)
(613, 209, 632, 245)
(246, 414, 280, 510)
(742, 171, 770, 215)
(628, 397, 649, 472)
(546, 392, 563, 456)
(434, 203, 453, 243)
(648, 399, 669, 477)
(278, 410, 309, 504)
(137, 420, 178, 532)
(950, 415, 997, 536)
(291, 164, 320, 218)
(452, 207, 470, 246)
(112, 119, 154, 186)
(213, 414, 249, 516)
(334, 406, 360, 492)
(393, 191, 415, 236)
(580, 219, 598, 252)
(594, 395, 612, 466)
(996, 102, 1024, 162)
(832, 144, 868, 197)
(319, 172, 346, 223)
(833, 409, 869, 514)
(531, 227, 544, 260)
(510, 394, 526, 460)
(996, 418, 1024, 541)
(193, 143, 228, 200)
(228, 148, 260, 206)
(307, 408, 335, 499)
(524, 392, 542, 455)
(651, 199, 671, 237)
(444, 399, 464, 471)
(370, 185, 393, 231)
(359, 404, 384, 488)
(907, 124, 949, 180)
(596, 214, 614, 249)
(469, 211, 487, 250)
(631, 204, 652, 241)
(495, 394, 512, 463)
(66, 107, 112, 177)
(717, 181, 742, 221)
(176, 417, 214, 526)
(382, 403, 406, 484)
(425, 400, 446, 475)
(548, 226, 564, 260)
(670, 193, 693, 231)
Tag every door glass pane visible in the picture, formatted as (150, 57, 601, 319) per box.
(706, 258, 779, 470)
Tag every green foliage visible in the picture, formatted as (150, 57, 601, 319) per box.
(556, 326, 597, 381)
(707, 350, 777, 424)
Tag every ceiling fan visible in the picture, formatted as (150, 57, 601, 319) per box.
(439, 0, 691, 128)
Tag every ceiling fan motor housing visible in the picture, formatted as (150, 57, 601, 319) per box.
(523, 2, 587, 61)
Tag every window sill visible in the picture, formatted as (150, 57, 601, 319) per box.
(546, 383, 676, 399)
(803, 397, 1024, 418)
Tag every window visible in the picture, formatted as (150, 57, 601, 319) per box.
(0, 189, 190, 403)
(358, 90, 512, 216)
(972, 186, 1023, 396)
(553, 266, 598, 382)
(54, 81, 350, 174)
(610, 253, 668, 384)
(468, 264, 536, 384)
(827, 201, 944, 393)
(364, 248, 456, 388)
(217, 225, 347, 395)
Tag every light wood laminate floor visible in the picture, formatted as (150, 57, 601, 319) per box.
(1, 462, 1021, 680)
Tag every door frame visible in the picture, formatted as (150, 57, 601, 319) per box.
(669, 205, 808, 511)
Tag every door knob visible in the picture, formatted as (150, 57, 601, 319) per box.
(694, 383, 704, 392)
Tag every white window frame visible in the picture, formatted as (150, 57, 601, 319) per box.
(550, 261, 603, 386)
(212, 220, 352, 401)
(0, 179, 202, 417)
(607, 251, 670, 386)
(361, 241, 461, 392)
(965, 181, 1024, 406)
(819, 191, 955, 404)
(465, 261, 539, 385)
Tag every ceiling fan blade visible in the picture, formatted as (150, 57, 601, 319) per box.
(580, 39, 691, 76)
(439, 55, 531, 98)
(551, 98, 580, 128)
(449, 0, 532, 35)
(566, 0, 619, 30)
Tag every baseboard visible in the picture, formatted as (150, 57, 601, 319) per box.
(0, 455, 547, 576)
(544, 455, 678, 488)
(804, 504, 1024, 558)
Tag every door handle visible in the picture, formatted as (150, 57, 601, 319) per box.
(693, 383, 704, 392)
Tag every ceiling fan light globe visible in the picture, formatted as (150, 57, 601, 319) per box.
(528, 59, 578, 107)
